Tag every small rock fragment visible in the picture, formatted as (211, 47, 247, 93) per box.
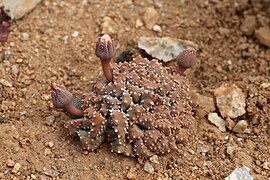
(152, 25, 162, 32)
(214, 84, 246, 118)
(240, 16, 256, 35)
(6, 159, 15, 167)
(71, 31, 79, 38)
(45, 116, 55, 126)
(208, 113, 226, 132)
(226, 146, 235, 155)
(143, 7, 160, 29)
(255, 27, 270, 47)
(11, 64, 19, 77)
(12, 163, 21, 173)
(149, 155, 159, 164)
(48, 141, 54, 148)
(143, 162, 154, 174)
(43, 168, 59, 178)
(135, 19, 143, 28)
(197, 145, 209, 153)
(22, 32, 29, 40)
(188, 149, 195, 155)
(0, 79, 12, 87)
(218, 27, 230, 36)
(44, 148, 52, 156)
(233, 120, 248, 133)
(225, 166, 253, 180)
(63, 35, 68, 44)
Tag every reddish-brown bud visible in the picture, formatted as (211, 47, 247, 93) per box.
(95, 34, 115, 82)
(176, 48, 196, 75)
(95, 34, 115, 62)
(51, 82, 74, 109)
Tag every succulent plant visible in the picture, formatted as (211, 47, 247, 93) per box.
(51, 34, 195, 162)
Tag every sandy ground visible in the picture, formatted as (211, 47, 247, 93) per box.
(0, 0, 269, 179)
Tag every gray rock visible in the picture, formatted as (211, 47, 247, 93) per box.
(214, 84, 246, 118)
(143, 162, 154, 174)
(0, 0, 42, 19)
(225, 166, 253, 180)
(138, 36, 198, 62)
(208, 112, 226, 132)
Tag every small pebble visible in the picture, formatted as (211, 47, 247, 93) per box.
(0, 79, 12, 87)
(45, 116, 55, 126)
(2, 50, 10, 61)
(63, 35, 69, 44)
(71, 31, 79, 38)
(12, 163, 21, 173)
(197, 145, 209, 153)
(214, 84, 246, 118)
(149, 155, 159, 164)
(208, 112, 226, 132)
(11, 64, 19, 77)
(226, 146, 235, 155)
(143, 162, 154, 174)
(188, 149, 195, 155)
(135, 18, 143, 28)
(48, 141, 54, 148)
(153, 25, 162, 32)
(218, 27, 230, 35)
(233, 120, 248, 133)
(44, 148, 52, 156)
(22, 32, 29, 40)
(6, 159, 15, 167)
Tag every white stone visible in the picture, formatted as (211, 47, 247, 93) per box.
(152, 25, 162, 32)
(214, 84, 246, 118)
(63, 35, 68, 44)
(22, 32, 29, 40)
(225, 166, 253, 180)
(71, 31, 79, 38)
(208, 112, 226, 132)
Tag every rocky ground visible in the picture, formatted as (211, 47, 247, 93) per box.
(0, 0, 270, 179)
